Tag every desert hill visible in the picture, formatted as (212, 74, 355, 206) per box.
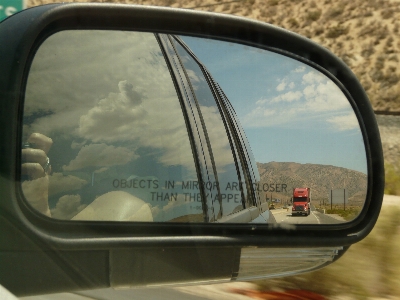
(257, 161, 367, 205)
(28, 0, 400, 112)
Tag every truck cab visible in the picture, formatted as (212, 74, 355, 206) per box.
(292, 188, 311, 216)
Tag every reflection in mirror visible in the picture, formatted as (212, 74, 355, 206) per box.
(22, 30, 367, 225)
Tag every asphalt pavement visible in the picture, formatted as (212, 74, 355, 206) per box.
(270, 206, 343, 224)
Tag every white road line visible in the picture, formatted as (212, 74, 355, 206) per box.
(311, 210, 321, 224)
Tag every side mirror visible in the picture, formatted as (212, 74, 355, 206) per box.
(0, 3, 384, 296)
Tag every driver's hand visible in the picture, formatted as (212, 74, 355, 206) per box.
(21, 133, 53, 217)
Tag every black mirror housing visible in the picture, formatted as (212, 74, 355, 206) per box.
(0, 3, 384, 296)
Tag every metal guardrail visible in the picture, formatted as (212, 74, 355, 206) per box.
(374, 111, 400, 116)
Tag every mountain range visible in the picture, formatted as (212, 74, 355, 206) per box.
(257, 161, 368, 206)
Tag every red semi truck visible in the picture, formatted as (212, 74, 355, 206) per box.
(291, 188, 311, 216)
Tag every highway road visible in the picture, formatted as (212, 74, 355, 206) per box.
(270, 206, 343, 224)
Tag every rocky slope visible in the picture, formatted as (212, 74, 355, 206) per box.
(28, 0, 400, 112)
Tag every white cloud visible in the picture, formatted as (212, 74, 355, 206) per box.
(271, 90, 302, 103)
(263, 109, 275, 117)
(303, 79, 349, 112)
(327, 114, 359, 131)
(275, 79, 295, 92)
(51, 194, 87, 220)
(63, 144, 136, 171)
(293, 66, 306, 73)
(78, 83, 148, 143)
(49, 172, 88, 196)
(302, 71, 325, 84)
(94, 167, 109, 174)
(71, 140, 87, 150)
(256, 98, 267, 105)
(26, 31, 198, 174)
(75, 78, 197, 172)
(276, 79, 287, 91)
(243, 69, 356, 131)
(303, 84, 316, 98)
(26, 108, 90, 137)
(118, 80, 142, 106)
(243, 108, 288, 128)
(186, 69, 201, 89)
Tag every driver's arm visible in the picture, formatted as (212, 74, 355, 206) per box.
(21, 133, 53, 217)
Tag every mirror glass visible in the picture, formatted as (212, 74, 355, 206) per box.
(22, 30, 367, 225)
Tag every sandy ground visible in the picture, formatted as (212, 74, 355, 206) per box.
(381, 193, 400, 206)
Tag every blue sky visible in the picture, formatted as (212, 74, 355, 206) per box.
(180, 36, 367, 174)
